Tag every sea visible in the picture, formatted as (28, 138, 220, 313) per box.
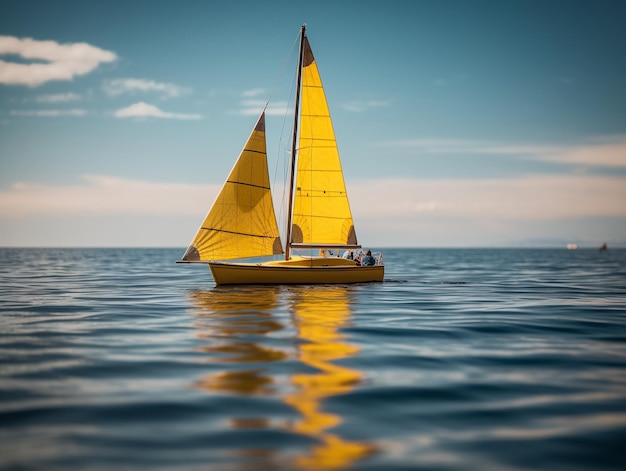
(1, 247, 625, 471)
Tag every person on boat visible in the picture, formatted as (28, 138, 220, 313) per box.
(361, 250, 376, 266)
(342, 249, 354, 260)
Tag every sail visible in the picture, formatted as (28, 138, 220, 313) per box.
(182, 113, 283, 261)
(291, 36, 358, 248)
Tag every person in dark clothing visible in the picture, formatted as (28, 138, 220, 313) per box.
(361, 249, 375, 266)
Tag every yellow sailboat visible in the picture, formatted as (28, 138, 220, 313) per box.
(178, 25, 384, 285)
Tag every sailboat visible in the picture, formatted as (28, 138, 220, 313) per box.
(178, 25, 384, 285)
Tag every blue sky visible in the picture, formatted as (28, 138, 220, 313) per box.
(1, 0, 625, 247)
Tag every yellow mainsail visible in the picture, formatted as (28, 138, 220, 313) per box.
(291, 37, 358, 248)
(182, 112, 283, 261)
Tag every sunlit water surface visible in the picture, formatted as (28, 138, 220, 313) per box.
(1, 248, 625, 470)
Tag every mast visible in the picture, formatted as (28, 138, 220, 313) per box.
(285, 24, 306, 260)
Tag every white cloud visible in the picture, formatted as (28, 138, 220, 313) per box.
(239, 99, 289, 116)
(34, 92, 82, 103)
(236, 88, 289, 116)
(387, 136, 626, 168)
(114, 102, 202, 120)
(387, 138, 557, 155)
(341, 99, 389, 112)
(543, 137, 626, 168)
(242, 88, 266, 98)
(10, 109, 86, 117)
(103, 78, 191, 99)
(0, 35, 117, 87)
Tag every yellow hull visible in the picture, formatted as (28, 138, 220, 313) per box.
(208, 258, 384, 285)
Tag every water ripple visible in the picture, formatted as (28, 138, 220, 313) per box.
(1, 248, 625, 470)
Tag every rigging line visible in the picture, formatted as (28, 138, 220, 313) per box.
(274, 70, 297, 242)
(264, 30, 300, 111)
(271, 33, 300, 244)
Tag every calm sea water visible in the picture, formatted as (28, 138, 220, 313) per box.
(1, 248, 625, 471)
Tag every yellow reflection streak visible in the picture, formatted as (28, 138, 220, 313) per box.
(189, 287, 286, 470)
(188, 286, 376, 470)
(189, 287, 286, 396)
(285, 286, 377, 470)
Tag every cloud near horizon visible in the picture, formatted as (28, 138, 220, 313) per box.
(387, 135, 626, 168)
(2, 173, 624, 221)
(1, 173, 624, 246)
(0, 35, 116, 86)
(0, 176, 218, 217)
(114, 102, 202, 120)
(349, 175, 626, 221)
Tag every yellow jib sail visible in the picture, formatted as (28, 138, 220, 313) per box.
(182, 112, 283, 261)
(291, 37, 358, 248)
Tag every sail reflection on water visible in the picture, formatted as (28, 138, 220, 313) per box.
(286, 287, 377, 470)
(188, 286, 375, 469)
(189, 287, 286, 395)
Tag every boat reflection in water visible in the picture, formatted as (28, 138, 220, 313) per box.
(285, 286, 377, 470)
(189, 287, 286, 396)
(188, 286, 376, 470)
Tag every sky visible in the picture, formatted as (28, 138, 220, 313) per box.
(1, 0, 625, 248)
